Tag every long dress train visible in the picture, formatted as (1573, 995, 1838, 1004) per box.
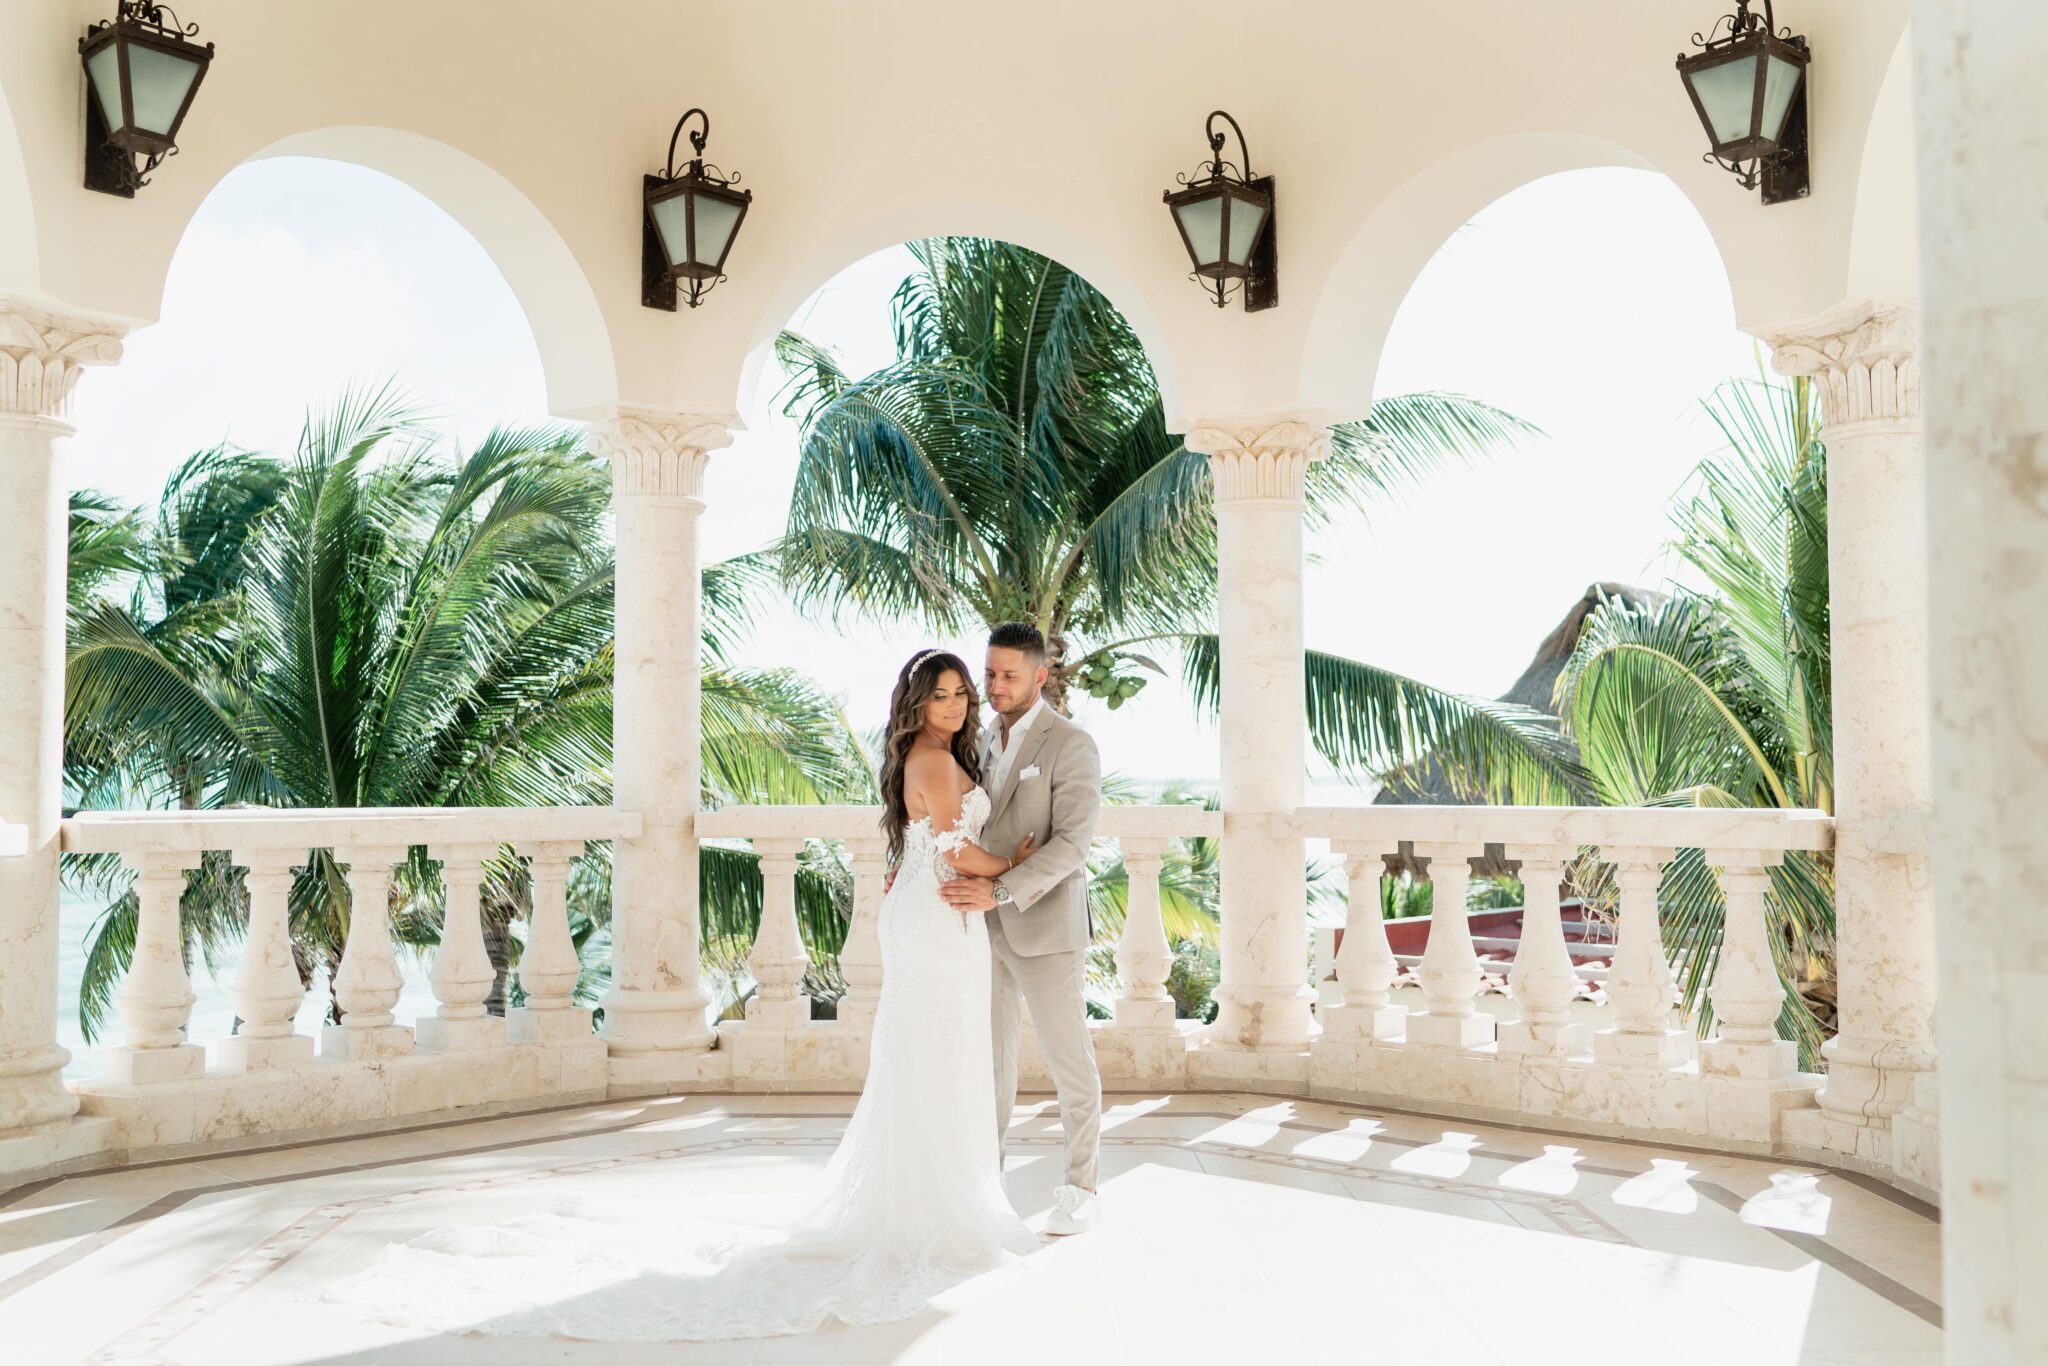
(322, 786, 1037, 1340)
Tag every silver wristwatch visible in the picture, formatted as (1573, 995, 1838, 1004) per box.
(992, 877, 1017, 907)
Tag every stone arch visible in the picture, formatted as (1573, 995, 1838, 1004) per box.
(1298, 132, 1750, 418)
(732, 198, 1184, 425)
(202, 126, 617, 416)
(1845, 34, 1919, 304)
(0, 75, 38, 296)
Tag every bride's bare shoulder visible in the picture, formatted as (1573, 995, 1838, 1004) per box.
(903, 745, 968, 790)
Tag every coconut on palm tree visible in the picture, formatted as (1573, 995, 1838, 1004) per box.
(64, 386, 869, 1038)
(771, 237, 1583, 803)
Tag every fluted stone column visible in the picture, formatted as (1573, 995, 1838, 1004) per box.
(0, 299, 124, 1132)
(594, 407, 734, 1055)
(1768, 302, 1936, 1130)
(1185, 415, 1325, 1052)
(1908, 3, 2048, 1356)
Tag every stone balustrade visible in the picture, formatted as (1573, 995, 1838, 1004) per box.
(9, 799, 1842, 1183)
(1276, 804, 1834, 1150)
(694, 803, 1221, 1086)
(55, 806, 638, 1161)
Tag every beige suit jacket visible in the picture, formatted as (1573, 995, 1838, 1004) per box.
(980, 706, 1102, 957)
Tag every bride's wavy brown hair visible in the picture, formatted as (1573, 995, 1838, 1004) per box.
(878, 650, 983, 865)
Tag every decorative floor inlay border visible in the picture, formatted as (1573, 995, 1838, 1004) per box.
(90, 1128, 1637, 1365)
(1, 1092, 1940, 1363)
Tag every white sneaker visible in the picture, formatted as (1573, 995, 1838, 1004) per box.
(1046, 1184, 1100, 1235)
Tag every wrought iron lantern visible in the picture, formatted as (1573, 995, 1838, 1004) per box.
(78, 1, 215, 197)
(1677, 0, 1811, 203)
(642, 108, 752, 311)
(1162, 110, 1276, 311)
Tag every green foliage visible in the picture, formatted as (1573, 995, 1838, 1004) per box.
(1558, 367, 1836, 1061)
(63, 387, 867, 1041)
(772, 236, 1565, 794)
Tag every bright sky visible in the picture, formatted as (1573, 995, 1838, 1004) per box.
(67, 158, 1753, 790)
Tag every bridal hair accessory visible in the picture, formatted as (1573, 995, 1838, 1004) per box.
(906, 649, 945, 676)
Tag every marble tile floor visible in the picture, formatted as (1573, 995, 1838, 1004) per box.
(0, 1090, 1943, 1366)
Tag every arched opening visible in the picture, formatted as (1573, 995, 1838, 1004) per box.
(710, 236, 1214, 787)
(1303, 166, 1747, 714)
(733, 205, 1182, 428)
(57, 153, 573, 1072)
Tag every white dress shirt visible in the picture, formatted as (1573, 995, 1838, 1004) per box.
(981, 694, 1045, 797)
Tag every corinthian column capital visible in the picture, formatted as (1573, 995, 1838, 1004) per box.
(590, 405, 739, 501)
(1184, 413, 1332, 504)
(1766, 300, 1919, 433)
(0, 297, 127, 421)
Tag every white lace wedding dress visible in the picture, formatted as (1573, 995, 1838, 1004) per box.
(323, 785, 1038, 1341)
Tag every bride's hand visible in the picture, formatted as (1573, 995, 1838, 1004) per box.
(1008, 834, 1038, 867)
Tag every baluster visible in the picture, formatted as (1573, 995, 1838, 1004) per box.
(1112, 836, 1176, 1031)
(838, 837, 886, 1031)
(219, 849, 314, 1072)
(1322, 843, 1403, 1039)
(510, 841, 592, 1042)
(747, 837, 810, 1029)
(1497, 845, 1588, 1057)
(1592, 846, 1688, 1068)
(324, 846, 413, 1061)
(1407, 842, 1494, 1047)
(106, 850, 203, 1084)
(1701, 849, 1797, 1078)
(416, 844, 505, 1051)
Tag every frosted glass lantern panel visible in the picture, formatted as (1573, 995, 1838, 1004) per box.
(1225, 198, 1268, 266)
(85, 44, 124, 133)
(1174, 194, 1225, 268)
(125, 44, 204, 137)
(1689, 53, 1760, 145)
(1759, 53, 1804, 143)
(649, 195, 692, 270)
(692, 195, 744, 268)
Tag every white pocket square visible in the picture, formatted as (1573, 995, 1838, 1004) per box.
(1019, 765, 1042, 781)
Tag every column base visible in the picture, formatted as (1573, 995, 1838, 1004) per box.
(321, 1025, 414, 1062)
(1320, 1003, 1406, 1040)
(1498, 1019, 1590, 1058)
(416, 1015, 509, 1052)
(1701, 1036, 1799, 1080)
(1593, 1028, 1690, 1070)
(1815, 1032, 1935, 1123)
(1405, 1011, 1495, 1049)
(507, 1006, 593, 1044)
(0, 1045, 82, 1130)
(599, 986, 718, 1055)
(101, 1044, 205, 1085)
(1206, 986, 1316, 1051)
(216, 1035, 315, 1073)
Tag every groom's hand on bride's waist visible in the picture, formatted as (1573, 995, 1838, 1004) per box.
(939, 877, 997, 911)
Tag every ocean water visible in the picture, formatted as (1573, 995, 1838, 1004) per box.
(55, 889, 442, 1080)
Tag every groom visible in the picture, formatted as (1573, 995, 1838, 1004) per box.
(940, 622, 1104, 1235)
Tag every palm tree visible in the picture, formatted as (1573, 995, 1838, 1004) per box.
(772, 237, 1585, 804)
(64, 386, 867, 1039)
(1556, 368, 1835, 1060)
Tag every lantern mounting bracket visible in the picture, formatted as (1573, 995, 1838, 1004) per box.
(78, 0, 214, 196)
(642, 107, 752, 311)
(1677, 0, 1811, 205)
(1163, 109, 1278, 313)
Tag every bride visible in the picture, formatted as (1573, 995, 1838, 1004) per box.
(324, 648, 1043, 1341)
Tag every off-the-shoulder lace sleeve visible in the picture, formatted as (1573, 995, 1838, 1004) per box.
(929, 823, 971, 855)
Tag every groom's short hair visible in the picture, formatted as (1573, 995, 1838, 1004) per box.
(987, 622, 1046, 663)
